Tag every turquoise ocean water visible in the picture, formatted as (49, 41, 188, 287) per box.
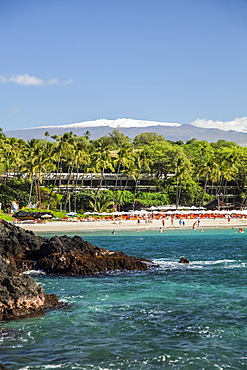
(1, 228, 247, 369)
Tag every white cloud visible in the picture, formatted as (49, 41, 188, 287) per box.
(191, 117, 247, 133)
(0, 73, 73, 86)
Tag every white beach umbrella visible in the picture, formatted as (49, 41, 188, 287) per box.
(148, 206, 157, 211)
(40, 214, 53, 219)
(140, 209, 149, 214)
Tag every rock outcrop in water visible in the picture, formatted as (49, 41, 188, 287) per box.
(0, 364, 8, 370)
(35, 234, 152, 275)
(0, 220, 153, 275)
(179, 257, 190, 264)
(0, 255, 59, 321)
(0, 219, 154, 320)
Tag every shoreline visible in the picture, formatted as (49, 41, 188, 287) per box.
(17, 217, 247, 233)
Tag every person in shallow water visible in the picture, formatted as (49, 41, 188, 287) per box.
(179, 257, 190, 264)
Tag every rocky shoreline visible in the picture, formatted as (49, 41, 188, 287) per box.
(0, 255, 59, 321)
(0, 220, 156, 322)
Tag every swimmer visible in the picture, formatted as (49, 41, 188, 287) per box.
(112, 230, 115, 234)
(238, 228, 244, 233)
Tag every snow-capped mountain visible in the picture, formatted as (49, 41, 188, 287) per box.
(4, 118, 247, 145)
(15, 118, 181, 130)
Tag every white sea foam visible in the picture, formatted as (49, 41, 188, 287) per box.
(152, 259, 198, 270)
(200, 259, 237, 264)
(19, 366, 64, 370)
(152, 258, 245, 270)
(23, 269, 46, 275)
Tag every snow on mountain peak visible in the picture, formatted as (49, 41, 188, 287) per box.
(64, 118, 181, 129)
(28, 118, 181, 130)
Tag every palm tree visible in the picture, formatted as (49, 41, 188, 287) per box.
(218, 148, 238, 203)
(22, 140, 55, 206)
(60, 133, 91, 212)
(49, 132, 75, 210)
(173, 154, 191, 208)
(131, 148, 151, 210)
(0, 137, 27, 184)
(196, 146, 216, 206)
(83, 130, 91, 140)
(89, 191, 115, 213)
(113, 145, 135, 191)
(0, 137, 17, 182)
(72, 140, 90, 212)
(62, 134, 77, 210)
(208, 147, 239, 207)
(92, 140, 114, 185)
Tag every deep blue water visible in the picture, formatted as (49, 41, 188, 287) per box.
(1, 228, 247, 369)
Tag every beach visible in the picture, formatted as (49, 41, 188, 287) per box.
(18, 216, 247, 233)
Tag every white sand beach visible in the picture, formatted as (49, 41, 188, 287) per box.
(18, 217, 247, 233)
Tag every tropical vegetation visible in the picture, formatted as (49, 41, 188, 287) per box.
(0, 127, 247, 213)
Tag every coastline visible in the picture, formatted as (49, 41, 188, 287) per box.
(17, 217, 247, 233)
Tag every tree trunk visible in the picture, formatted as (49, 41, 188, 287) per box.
(28, 178, 33, 207)
(64, 163, 74, 211)
(200, 172, 209, 207)
(74, 166, 79, 213)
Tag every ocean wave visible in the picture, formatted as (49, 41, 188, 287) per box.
(19, 365, 66, 370)
(23, 269, 46, 275)
(152, 258, 246, 270)
(152, 259, 200, 270)
(194, 259, 246, 269)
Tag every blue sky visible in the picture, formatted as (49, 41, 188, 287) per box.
(1, 0, 247, 131)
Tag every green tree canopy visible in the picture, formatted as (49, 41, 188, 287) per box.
(133, 132, 165, 147)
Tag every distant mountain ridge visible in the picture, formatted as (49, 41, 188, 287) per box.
(4, 118, 247, 145)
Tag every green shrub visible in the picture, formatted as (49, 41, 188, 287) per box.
(0, 212, 13, 221)
(135, 191, 169, 206)
(69, 190, 96, 212)
(0, 184, 34, 212)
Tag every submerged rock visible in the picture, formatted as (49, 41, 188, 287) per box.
(179, 257, 190, 264)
